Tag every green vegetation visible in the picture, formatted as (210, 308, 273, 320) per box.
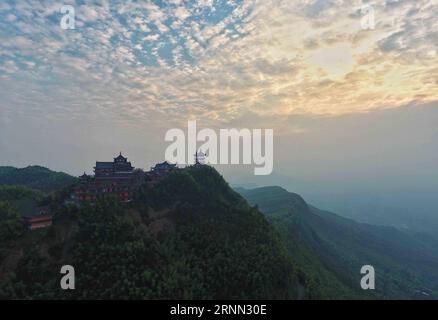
(0, 185, 45, 202)
(239, 186, 438, 299)
(0, 201, 25, 242)
(0, 165, 77, 192)
(1, 165, 437, 300)
(0, 167, 310, 299)
(0, 167, 15, 176)
(0, 169, 78, 219)
(0, 185, 46, 222)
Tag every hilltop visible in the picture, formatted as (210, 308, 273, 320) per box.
(1, 165, 438, 299)
(0, 166, 311, 299)
(0, 166, 77, 192)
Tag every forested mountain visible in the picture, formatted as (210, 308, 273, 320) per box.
(238, 186, 438, 299)
(0, 166, 312, 299)
(0, 165, 75, 219)
(0, 166, 77, 192)
(1, 165, 437, 299)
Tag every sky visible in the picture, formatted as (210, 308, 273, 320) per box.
(0, 0, 437, 197)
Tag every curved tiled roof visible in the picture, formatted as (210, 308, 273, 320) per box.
(114, 152, 127, 161)
(95, 162, 114, 169)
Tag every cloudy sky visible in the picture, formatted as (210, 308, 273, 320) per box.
(0, 0, 437, 194)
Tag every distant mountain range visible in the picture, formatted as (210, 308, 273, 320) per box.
(238, 186, 438, 299)
(0, 166, 77, 192)
(303, 191, 438, 236)
(230, 173, 438, 236)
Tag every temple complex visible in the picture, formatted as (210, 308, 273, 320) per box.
(72, 153, 179, 203)
(73, 153, 145, 203)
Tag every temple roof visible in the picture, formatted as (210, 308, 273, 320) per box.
(114, 152, 127, 162)
(80, 172, 89, 178)
(152, 161, 177, 170)
(95, 162, 114, 169)
(94, 153, 134, 174)
(26, 215, 53, 223)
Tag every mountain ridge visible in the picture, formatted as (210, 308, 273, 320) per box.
(0, 166, 312, 299)
(238, 186, 438, 299)
(0, 165, 77, 192)
(1, 165, 437, 299)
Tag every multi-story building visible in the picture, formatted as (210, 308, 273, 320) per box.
(73, 153, 145, 203)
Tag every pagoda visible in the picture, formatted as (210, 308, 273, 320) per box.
(73, 153, 144, 203)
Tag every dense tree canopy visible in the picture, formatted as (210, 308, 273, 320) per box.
(0, 166, 310, 299)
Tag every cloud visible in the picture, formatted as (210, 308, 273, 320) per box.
(0, 0, 436, 131)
